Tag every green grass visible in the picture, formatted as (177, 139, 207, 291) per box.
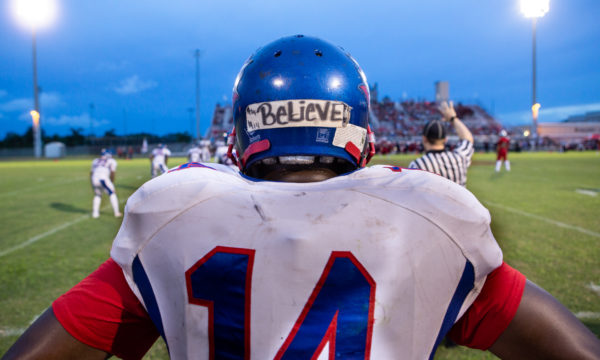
(1, 152, 599, 359)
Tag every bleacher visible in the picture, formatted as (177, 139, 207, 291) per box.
(206, 96, 505, 154)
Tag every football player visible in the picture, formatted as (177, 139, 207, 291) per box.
(150, 143, 171, 177)
(89, 149, 122, 218)
(187, 141, 210, 163)
(496, 130, 511, 172)
(3, 35, 599, 360)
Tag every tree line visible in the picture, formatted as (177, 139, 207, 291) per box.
(0, 127, 193, 148)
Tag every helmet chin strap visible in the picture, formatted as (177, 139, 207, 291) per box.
(227, 127, 240, 169)
(346, 124, 376, 167)
(228, 127, 271, 170)
(362, 124, 376, 167)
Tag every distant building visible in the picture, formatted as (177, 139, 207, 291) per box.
(370, 82, 379, 103)
(537, 111, 600, 142)
(538, 122, 600, 142)
(44, 142, 66, 158)
(563, 111, 600, 123)
(435, 81, 449, 103)
(206, 104, 233, 140)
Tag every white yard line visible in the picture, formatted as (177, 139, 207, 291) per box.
(0, 177, 87, 198)
(576, 189, 598, 197)
(587, 283, 600, 297)
(0, 311, 44, 338)
(0, 215, 89, 258)
(575, 312, 600, 320)
(573, 284, 600, 321)
(0, 326, 26, 337)
(0, 199, 127, 259)
(483, 200, 600, 239)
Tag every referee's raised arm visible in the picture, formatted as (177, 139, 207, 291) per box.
(439, 101, 474, 144)
(408, 101, 474, 187)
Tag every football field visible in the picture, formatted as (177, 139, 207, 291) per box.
(0, 151, 599, 359)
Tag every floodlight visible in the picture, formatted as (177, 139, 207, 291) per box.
(532, 103, 541, 119)
(520, 0, 549, 18)
(30, 110, 40, 126)
(12, 0, 58, 30)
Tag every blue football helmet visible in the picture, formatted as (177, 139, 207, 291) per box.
(228, 35, 374, 177)
(100, 148, 112, 158)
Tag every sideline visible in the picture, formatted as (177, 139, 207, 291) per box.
(483, 200, 600, 239)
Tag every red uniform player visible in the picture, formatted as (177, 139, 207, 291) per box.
(496, 130, 510, 172)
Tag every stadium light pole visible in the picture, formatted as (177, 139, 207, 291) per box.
(194, 49, 202, 141)
(187, 107, 194, 137)
(89, 103, 95, 145)
(11, 0, 58, 158)
(520, 0, 549, 139)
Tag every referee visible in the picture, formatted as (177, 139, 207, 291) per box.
(409, 101, 474, 186)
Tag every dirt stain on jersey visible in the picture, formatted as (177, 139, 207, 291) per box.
(254, 203, 267, 221)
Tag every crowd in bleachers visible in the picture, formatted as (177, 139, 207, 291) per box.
(370, 98, 503, 141)
(369, 97, 506, 153)
(208, 96, 600, 155)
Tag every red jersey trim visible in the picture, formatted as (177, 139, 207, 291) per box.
(52, 258, 158, 360)
(52, 260, 525, 356)
(447, 261, 526, 349)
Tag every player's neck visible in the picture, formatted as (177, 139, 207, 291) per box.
(424, 142, 445, 151)
(263, 168, 338, 183)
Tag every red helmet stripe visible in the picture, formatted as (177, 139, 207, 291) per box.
(241, 139, 271, 167)
(344, 142, 362, 164)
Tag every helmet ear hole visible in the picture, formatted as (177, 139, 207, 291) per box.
(274, 50, 282, 57)
(314, 50, 323, 57)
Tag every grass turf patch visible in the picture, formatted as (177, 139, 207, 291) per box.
(1, 152, 598, 359)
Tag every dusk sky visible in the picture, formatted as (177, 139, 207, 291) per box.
(1, 0, 599, 138)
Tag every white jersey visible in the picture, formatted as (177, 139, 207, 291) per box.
(188, 146, 210, 163)
(111, 164, 502, 360)
(214, 145, 229, 163)
(151, 147, 171, 165)
(91, 157, 117, 181)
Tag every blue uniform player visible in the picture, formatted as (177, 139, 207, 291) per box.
(4, 35, 600, 360)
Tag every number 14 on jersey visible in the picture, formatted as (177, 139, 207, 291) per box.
(185, 246, 376, 359)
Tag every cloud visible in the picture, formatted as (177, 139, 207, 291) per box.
(17, 112, 33, 122)
(0, 92, 64, 113)
(0, 98, 32, 112)
(539, 103, 600, 122)
(498, 102, 600, 126)
(114, 75, 157, 95)
(44, 113, 109, 128)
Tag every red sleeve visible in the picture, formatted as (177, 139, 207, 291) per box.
(447, 261, 526, 350)
(52, 258, 159, 360)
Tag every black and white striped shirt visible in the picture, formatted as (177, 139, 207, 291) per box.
(408, 139, 474, 186)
